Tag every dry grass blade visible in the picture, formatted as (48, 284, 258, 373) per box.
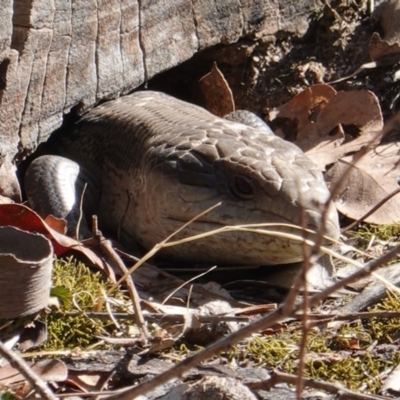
(60, 311, 249, 323)
(101, 121, 400, 398)
(76, 182, 87, 240)
(101, 240, 400, 400)
(307, 310, 400, 323)
(93, 218, 149, 344)
(161, 265, 217, 305)
(108, 202, 222, 293)
(328, 60, 381, 84)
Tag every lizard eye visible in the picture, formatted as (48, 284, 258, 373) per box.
(230, 175, 255, 200)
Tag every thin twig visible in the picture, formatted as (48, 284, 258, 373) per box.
(100, 235, 150, 343)
(328, 54, 400, 84)
(300, 310, 400, 329)
(0, 341, 57, 400)
(115, 250, 250, 308)
(296, 253, 311, 398)
(161, 265, 217, 305)
(101, 241, 400, 400)
(91, 216, 149, 343)
(60, 311, 249, 323)
(248, 370, 389, 400)
(310, 310, 400, 320)
(295, 190, 313, 399)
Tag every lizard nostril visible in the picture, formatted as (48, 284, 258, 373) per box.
(230, 175, 255, 200)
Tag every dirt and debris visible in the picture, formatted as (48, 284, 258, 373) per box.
(3, 1, 400, 399)
(148, 2, 365, 108)
(148, 0, 400, 118)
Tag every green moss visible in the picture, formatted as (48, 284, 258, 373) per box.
(10, 255, 400, 395)
(218, 315, 399, 394)
(367, 292, 400, 342)
(351, 223, 400, 245)
(309, 353, 394, 392)
(243, 332, 300, 371)
(0, 390, 16, 400)
(42, 257, 129, 350)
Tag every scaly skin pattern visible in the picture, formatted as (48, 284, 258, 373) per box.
(25, 91, 340, 265)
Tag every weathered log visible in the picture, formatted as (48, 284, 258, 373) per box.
(0, 0, 314, 199)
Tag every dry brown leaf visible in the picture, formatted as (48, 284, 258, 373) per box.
(270, 84, 337, 146)
(270, 84, 383, 170)
(67, 370, 111, 393)
(326, 141, 400, 224)
(0, 359, 67, 395)
(269, 84, 400, 224)
(370, 0, 400, 60)
(0, 203, 116, 281)
(18, 321, 48, 351)
(198, 62, 235, 117)
(369, 32, 400, 60)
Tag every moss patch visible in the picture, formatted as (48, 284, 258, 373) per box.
(42, 257, 129, 350)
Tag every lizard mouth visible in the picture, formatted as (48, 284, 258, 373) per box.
(166, 215, 302, 231)
(166, 207, 339, 243)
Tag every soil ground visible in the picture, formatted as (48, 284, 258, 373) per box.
(148, 1, 400, 126)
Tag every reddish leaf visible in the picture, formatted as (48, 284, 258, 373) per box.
(44, 215, 67, 234)
(0, 204, 115, 281)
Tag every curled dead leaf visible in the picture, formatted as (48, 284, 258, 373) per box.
(269, 84, 383, 170)
(326, 140, 400, 224)
(0, 358, 67, 397)
(0, 226, 53, 318)
(268, 84, 400, 224)
(369, 32, 400, 61)
(370, 0, 400, 60)
(0, 204, 116, 281)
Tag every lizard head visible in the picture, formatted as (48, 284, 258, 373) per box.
(132, 118, 339, 265)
